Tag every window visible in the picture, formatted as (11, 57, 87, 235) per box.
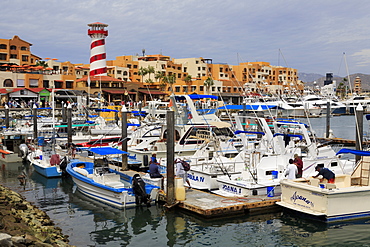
(200, 86, 204, 91)
(196, 60, 199, 64)
(123, 71, 128, 76)
(22, 55, 28, 62)
(3, 79, 13, 87)
(20, 90, 27, 95)
(212, 87, 215, 92)
(21, 46, 27, 51)
(66, 81, 73, 89)
(10, 45, 16, 50)
(178, 73, 181, 79)
(17, 79, 25, 87)
(0, 44, 6, 49)
(117, 70, 121, 74)
(133, 65, 138, 69)
(10, 54, 17, 59)
(43, 80, 49, 88)
(183, 86, 187, 92)
(127, 64, 132, 68)
(191, 86, 196, 91)
(184, 67, 187, 73)
(55, 81, 63, 88)
(29, 79, 38, 87)
(198, 67, 201, 71)
(219, 68, 223, 72)
(175, 86, 180, 92)
(0, 53, 6, 60)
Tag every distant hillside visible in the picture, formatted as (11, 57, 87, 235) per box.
(299, 73, 370, 91)
(298, 73, 324, 83)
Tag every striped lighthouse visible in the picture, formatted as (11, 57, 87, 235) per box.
(87, 22, 108, 76)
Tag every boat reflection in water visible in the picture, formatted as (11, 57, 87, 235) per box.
(68, 189, 165, 246)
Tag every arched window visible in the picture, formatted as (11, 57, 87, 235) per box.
(3, 79, 13, 87)
(10, 45, 16, 50)
(0, 44, 7, 49)
(123, 71, 128, 76)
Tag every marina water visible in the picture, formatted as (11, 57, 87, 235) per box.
(1, 115, 370, 246)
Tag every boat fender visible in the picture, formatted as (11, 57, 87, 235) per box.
(143, 155, 148, 167)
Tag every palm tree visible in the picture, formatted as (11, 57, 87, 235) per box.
(183, 75, 192, 93)
(163, 75, 176, 93)
(147, 65, 155, 81)
(204, 77, 214, 94)
(35, 60, 49, 68)
(138, 67, 148, 83)
(155, 71, 165, 89)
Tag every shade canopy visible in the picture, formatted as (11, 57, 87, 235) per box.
(89, 147, 128, 155)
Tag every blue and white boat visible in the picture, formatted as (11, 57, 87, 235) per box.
(66, 147, 159, 208)
(28, 149, 64, 178)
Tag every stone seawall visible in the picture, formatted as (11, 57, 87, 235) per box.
(0, 185, 74, 247)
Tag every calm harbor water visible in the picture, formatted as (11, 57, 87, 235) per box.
(1, 115, 370, 247)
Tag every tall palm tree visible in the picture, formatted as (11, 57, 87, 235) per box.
(163, 75, 176, 93)
(183, 75, 192, 93)
(138, 67, 148, 83)
(204, 77, 214, 94)
(147, 65, 155, 81)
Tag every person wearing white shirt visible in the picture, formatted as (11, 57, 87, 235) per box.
(285, 159, 298, 179)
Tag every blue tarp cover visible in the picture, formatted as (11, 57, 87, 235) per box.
(218, 105, 277, 110)
(37, 107, 52, 110)
(89, 147, 129, 155)
(336, 148, 370, 156)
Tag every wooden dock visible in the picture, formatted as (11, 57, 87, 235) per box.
(69, 151, 281, 217)
(176, 189, 280, 218)
(315, 137, 370, 146)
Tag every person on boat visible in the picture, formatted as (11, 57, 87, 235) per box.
(283, 129, 291, 147)
(285, 159, 298, 179)
(149, 157, 163, 178)
(175, 158, 191, 188)
(294, 154, 303, 178)
(313, 165, 335, 183)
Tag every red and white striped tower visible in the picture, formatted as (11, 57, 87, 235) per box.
(87, 22, 108, 76)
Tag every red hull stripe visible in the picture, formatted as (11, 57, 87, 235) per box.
(90, 53, 106, 63)
(90, 39, 105, 49)
(90, 68, 107, 76)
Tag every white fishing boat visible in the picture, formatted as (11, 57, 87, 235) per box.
(66, 147, 159, 208)
(213, 116, 355, 197)
(128, 94, 242, 167)
(277, 149, 370, 222)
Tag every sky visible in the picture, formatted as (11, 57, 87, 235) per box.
(2, 0, 370, 76)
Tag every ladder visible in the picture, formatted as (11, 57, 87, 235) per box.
(359, 158, 370, 186)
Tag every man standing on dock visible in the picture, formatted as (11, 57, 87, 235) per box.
(285, 159, 298, 179)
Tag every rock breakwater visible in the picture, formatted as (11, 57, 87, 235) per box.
(0, 185, 74, 246)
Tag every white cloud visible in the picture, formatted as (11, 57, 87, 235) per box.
(1, 0, 370, 75)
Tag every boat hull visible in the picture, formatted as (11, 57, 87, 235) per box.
(32, 163, 62, 178)
(277, 176, 370, 222)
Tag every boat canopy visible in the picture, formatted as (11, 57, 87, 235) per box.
(336, 148, 370, 156)
(218, 105, 277, 110)
(273, 133, 303, 140)
(175, 94, 218, 100)
(95, 109, 119, 112)
(89, 147, 129, 155)
(234, 130, 265, 135)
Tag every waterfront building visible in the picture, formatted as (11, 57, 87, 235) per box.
(0, 33, 303, 105)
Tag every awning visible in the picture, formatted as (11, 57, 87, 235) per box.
(138, 90, 166, 95)
(89, 147, 128, 155)
(336, 148, 370, 156)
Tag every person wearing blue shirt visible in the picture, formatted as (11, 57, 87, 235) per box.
(149, 157, 162, 178)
